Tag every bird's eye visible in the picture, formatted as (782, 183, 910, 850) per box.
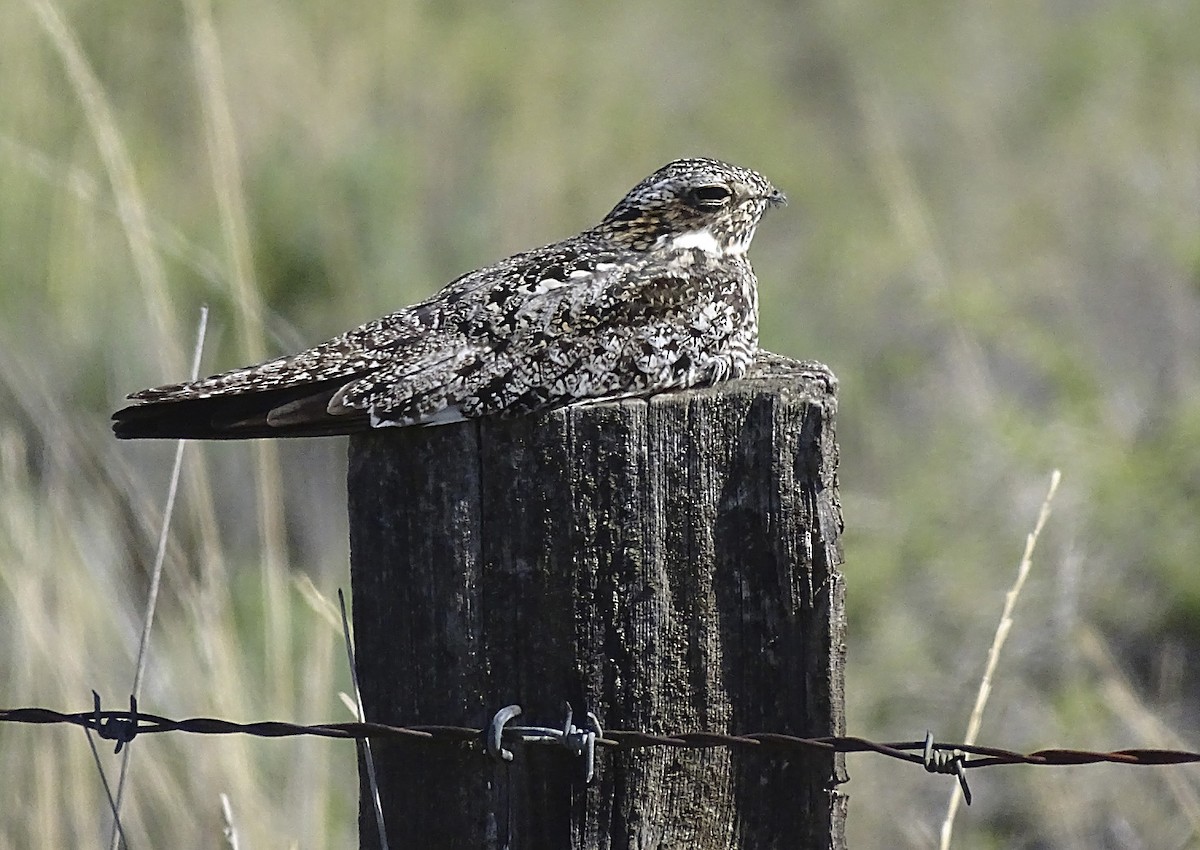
(689, 184, 732, 208)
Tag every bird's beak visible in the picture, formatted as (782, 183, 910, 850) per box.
(766, 188, 787, 208)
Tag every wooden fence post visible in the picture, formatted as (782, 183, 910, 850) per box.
(348, 353, 846, 850)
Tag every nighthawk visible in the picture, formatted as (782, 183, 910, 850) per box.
(113, 157, 785, 440)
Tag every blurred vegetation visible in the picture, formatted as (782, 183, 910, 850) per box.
(2, 0, 1199, 846)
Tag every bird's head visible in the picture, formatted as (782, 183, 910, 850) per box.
(597, 157, 785, 255)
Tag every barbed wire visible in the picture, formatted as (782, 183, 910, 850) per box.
(5, 696, 1200, 808)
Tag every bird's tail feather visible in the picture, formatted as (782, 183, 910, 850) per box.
(112, 377, 370, 439)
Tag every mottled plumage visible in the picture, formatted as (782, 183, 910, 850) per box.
(113, 158, 784, 439)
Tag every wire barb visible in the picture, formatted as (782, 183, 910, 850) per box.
(92, 692, 139, 754)
(924, 731, 971, 805)
(485, 703, 604, 782)
(559, 703, 604, 783)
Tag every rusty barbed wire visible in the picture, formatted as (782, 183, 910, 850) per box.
(5, 700, 1200, 774)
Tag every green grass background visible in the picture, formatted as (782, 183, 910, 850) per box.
(2, 0, 1199, 846)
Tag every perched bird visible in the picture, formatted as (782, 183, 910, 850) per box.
(113, 157, 785, 440)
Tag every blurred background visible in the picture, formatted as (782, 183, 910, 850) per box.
(2, 0, 1199, 846)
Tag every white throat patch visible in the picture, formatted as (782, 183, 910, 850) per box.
(665, 227, 747, 256)
(668, 228, 721, 254)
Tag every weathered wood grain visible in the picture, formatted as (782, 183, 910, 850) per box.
(348, 353, 845, 850)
